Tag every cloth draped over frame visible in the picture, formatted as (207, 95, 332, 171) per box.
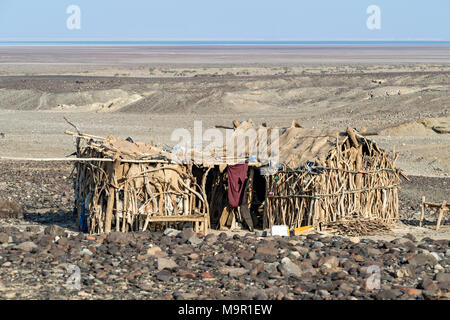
(227, 162, 249, 208)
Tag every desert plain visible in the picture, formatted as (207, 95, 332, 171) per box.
(0, 44, 448, 300)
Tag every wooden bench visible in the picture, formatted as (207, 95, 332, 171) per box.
(420, 197, 448, 230)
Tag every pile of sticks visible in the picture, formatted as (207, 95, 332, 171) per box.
(68, 131, 209, 234)
(264, 128, 403, 231)
(324, 219, 395, 236)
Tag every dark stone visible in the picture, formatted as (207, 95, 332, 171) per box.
(0, 232, 9, 244)
(178, 228, 195, 242)
(156, 269, 172, 282)
(408, 253, 437, 267)
(419, 279, 438, 291)
(106, 232, 131, 245)
(250, 263, 264, 276)
(404, 233, 416, 242)
(204, 234, 217, 244)
(44, 225, 66, 237)
(237, 249, 254, 260)
(306, 234, 321, 241)
(331, 271, 348, 280)
(376, 289, 403, 300)
(434, 272, 450, 283)
(0, 200, 22, 219)
(256, 245, 278, 256)
(422, 290, 439, 300)
(239, 260, 253, 270)
(299, 283, 316, 293)
(57, 237, 69, 246)
(223, 242, 237, 251)
(218, 232, 228, 241)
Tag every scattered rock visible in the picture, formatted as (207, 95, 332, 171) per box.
(419, 279, 439, 291)
(15, 241, 37, 252)
(312, 241, 324, 249)
(237, 249, 254, 260)
(279, 257, 302, 277)
(147, 246, 166, 257)
(219, 267, 248, 277)
(178, 229, 195, 242)
(435, 273, 450, 283)
(156, 269, 172, 282)
(402, 287, 422, 296)
(0, 233, 9, 244)
(404, 233, 416, 242)
(199, 272, 214, 279)
(163, 228, 180, 237)
(408, 253, 438, 267)
(318, 290, 330, 297)
(430, 252, 442, 261)
(80, 248, 93, 256)
(204, 234, 217, 244)
(317, 256, 339, 269)
(106, 232, 130, 245)
(376, 289, 403, 300)
(44, 225, 65, 237)
(0, 200, 22, 219)
(187, 236, 203, 246)
(256, 245, 278, 256)
(157, 258, 178, 271)
(349, 237, 360, 244)
(264, 262, 279, 274)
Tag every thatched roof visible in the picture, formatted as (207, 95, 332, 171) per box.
(223, 120, 344, 169)
(70, 120, 380, 170)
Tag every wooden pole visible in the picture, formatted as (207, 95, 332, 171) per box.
(420, 196, 426, 227)
(104, 154, 121, 233)
(436, 200, 447, 231)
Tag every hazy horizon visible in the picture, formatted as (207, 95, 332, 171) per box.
(0, 0, 449, 41)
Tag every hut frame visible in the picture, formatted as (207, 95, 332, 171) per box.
(263, 129, 402, 231)
(67, 123, 405, 235)
(68, 131, 210, 234)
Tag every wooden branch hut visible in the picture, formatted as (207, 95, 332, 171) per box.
(203, 120, 405, 233)
(68, 131, 209, 234)
(68, 119, 405, 235)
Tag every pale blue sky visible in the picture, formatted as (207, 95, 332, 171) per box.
(0, 0, 448, 41)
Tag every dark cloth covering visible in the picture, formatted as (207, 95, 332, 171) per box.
(227, 163, 248, 208)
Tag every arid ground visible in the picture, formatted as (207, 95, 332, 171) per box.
(0, 45, 448, 299)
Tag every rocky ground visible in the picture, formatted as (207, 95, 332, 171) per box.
(0, 161, 448, 300)
(0, 220, 448, 300)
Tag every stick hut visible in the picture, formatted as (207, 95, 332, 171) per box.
(68, 119, 405, 235)
(68, 131, 209, 234)
(205, 120, 405, 233)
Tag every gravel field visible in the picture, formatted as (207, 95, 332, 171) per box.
(0, 161, 448, 300)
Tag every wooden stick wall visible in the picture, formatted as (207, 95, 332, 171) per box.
(264, 130, 402, 231)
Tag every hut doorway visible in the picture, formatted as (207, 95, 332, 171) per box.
(204, 165, 266, 231)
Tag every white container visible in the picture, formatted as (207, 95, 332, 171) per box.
(270, 225, 289, 237)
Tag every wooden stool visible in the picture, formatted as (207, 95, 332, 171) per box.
(420, 197, 449, 230)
